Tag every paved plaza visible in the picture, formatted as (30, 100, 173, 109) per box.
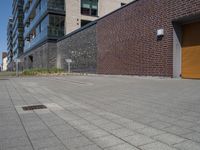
(1, 75, 200, 150)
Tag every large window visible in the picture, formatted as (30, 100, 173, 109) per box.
(48, 0, 65, 11)
(49, 15, 65, 37)
(41, 16, 49, 32)
(81, 0, 98, 16)
(35, 0, 47, 16)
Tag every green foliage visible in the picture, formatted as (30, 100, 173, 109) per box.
(0, 71, 16, 77)
(22, 68, 64, 76)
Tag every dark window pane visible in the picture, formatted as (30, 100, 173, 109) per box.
(81, 20, 91, 27)
(81, 8, 90, 15)
(91, 9, 97, 16)
(121, 3, 126, 6)
(81, 0, 98, 16)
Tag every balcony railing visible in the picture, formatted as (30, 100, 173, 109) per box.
(48, 2, 65, 12)
(24, 0, 39, 24)
(24, 28, 48, 52)
(24, 26, 64, 52)
(13, 44, 19, 54)
(24, 5, 65, 39)
(48, 26, 64, 37)
(23, 0, 30, 10)
(24, 6, 47, 38)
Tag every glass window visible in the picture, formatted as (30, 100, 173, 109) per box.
(81, 20, 91, 27)
(48, 15, 65, 37)
(48, 0, 64, 11)
(121, 3, 126, 6)
(41, 0, 47, 10)
(41, 16, 49, 32)
(36, 1, 41, 15)
(81, 0, 98, 16)
(36, 24, 41, 35)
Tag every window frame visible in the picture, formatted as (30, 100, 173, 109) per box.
(81, 0, 98, 17)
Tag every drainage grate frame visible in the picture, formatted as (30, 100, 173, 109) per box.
(22, 104, 47, 111)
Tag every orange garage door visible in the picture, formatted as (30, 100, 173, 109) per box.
(182, 22, 200, 79)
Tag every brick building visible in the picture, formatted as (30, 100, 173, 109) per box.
(52, 0, 200, 78)
(10, 0, 200, 78)
(21, 0, 133, 70)
(96, 0, 200, 78)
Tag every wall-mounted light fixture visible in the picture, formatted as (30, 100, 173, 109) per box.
(157, 29, 164, 37)
(157, 29, 164, 41)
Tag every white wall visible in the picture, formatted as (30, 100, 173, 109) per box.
(2, 57, 8, 71)
(65, 0, 81, 34)
(173, 24, 182, 78)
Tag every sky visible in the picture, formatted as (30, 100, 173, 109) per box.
(0, 0, 12, 64)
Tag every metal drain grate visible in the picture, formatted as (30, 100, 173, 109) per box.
(22, 105, 47, 111)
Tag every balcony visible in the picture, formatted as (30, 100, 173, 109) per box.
(24, 28, 48, 52)
(48, 1, 65, 12)
(13, 44, 18, 55)
(24, 6, 47, 38)
(23, 0, 30, 10)
(24, 26, 64, 52)
(12, 32, 19, 44)
(24, 2, 65, 39)
(48, 26, 64, 37)
(24, 0, 39, 24)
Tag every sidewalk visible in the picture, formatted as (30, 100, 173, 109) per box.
(0, 76, 200, 150)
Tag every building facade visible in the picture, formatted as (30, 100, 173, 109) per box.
(57, 0, 200, 78)
(9, 0, 200, 78)
(2, 52, 8, 71)
(23, 0, 65, 69)
(22, 0, 133, 69)
(23, 0, 65, 52)
(12, 0, 24, 59)
(57, 22, 97, 73)
(65, 0, 133, 34)
(96, 0, 200, 78)
(7, 17, 13, 70)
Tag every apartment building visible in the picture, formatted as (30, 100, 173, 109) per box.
(11, 0, 199, 78)
(65, 0, 133, 34)
(22, 0, 133, 69)
(7, 17, 13, 68)
(23, 0, 132, 52)
(23, 0, 65, 52)
(12, 0, 24, 59)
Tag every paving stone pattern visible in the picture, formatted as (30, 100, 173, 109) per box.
(0, 75, 200, 150)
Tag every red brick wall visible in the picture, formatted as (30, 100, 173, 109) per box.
(96, 0, 200, 77)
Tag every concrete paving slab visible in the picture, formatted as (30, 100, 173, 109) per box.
(73, 144, 102, 150)
(153, 133, 186, 145)
(123, 134, 155, 147)
(104, 143, 139, 150)
(139, 142, 177, 150)
(136, 127, 165, 137)
(1, 76, 200, 150)
(174, 140, 200, 150)
(93, 135, 125, 148)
